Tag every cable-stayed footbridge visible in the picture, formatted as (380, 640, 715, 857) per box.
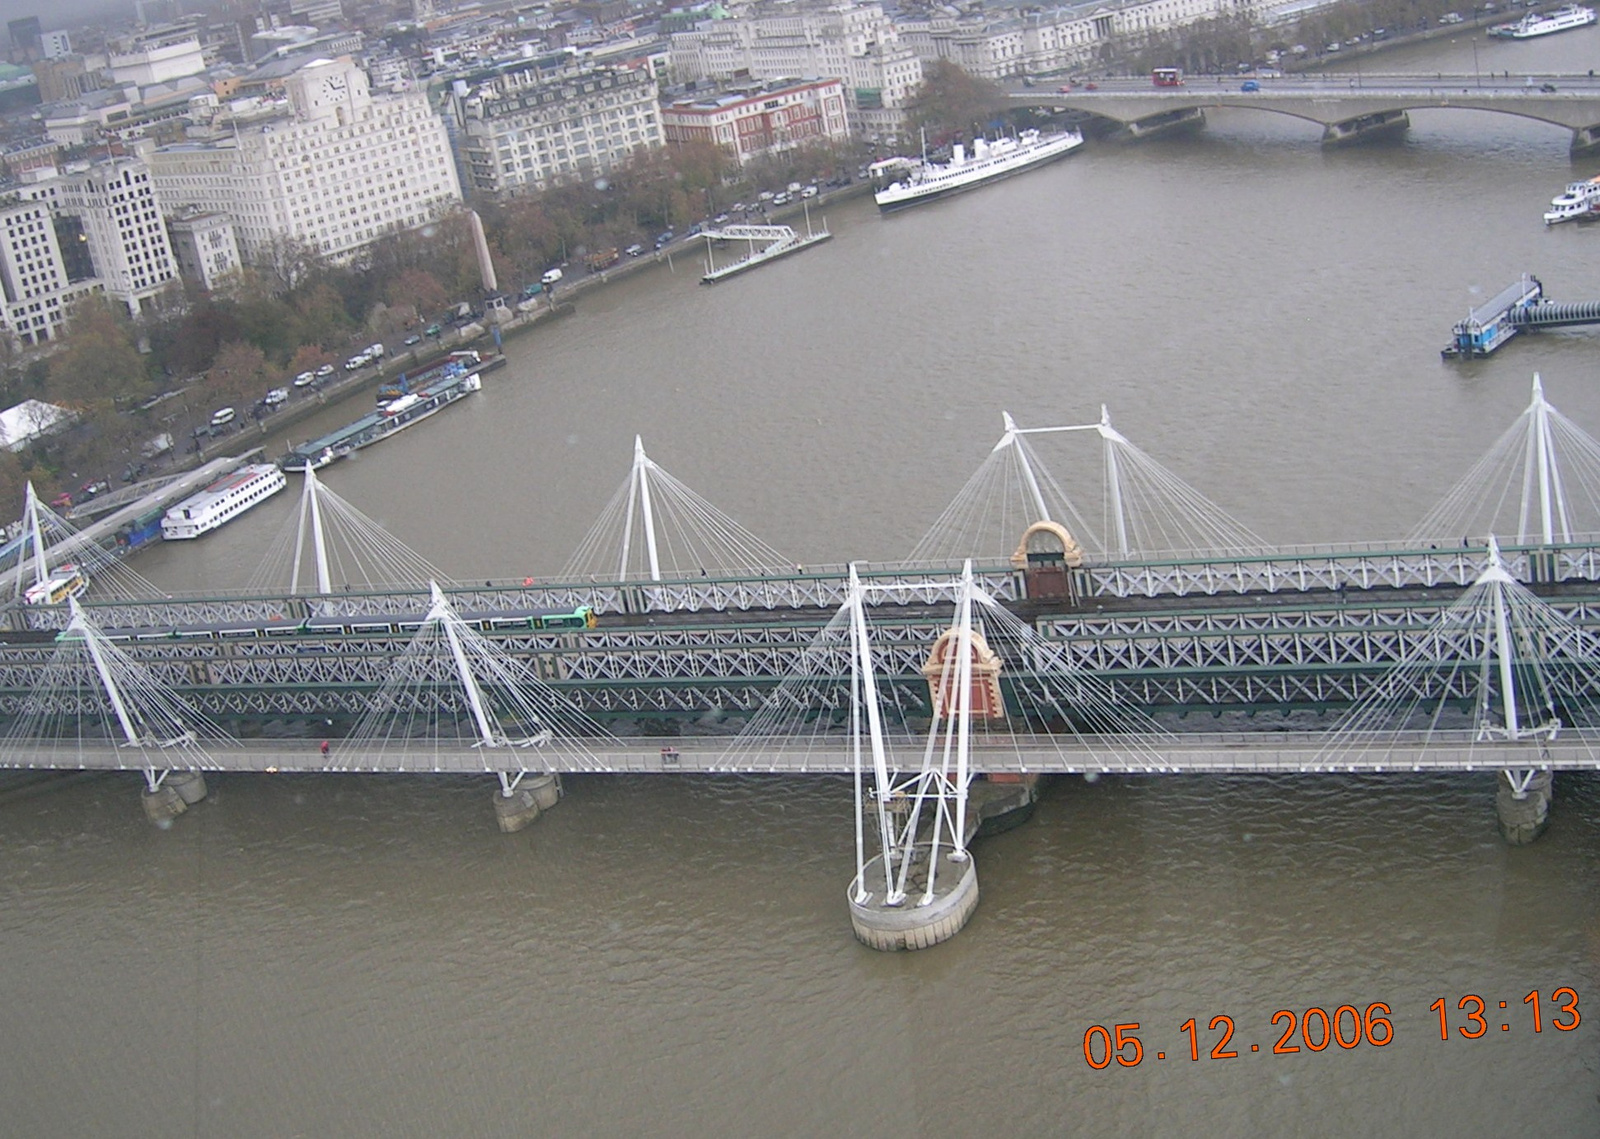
(4, 380, 1600, 945)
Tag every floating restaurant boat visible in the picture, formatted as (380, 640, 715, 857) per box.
(1490, 4, 1596, 36)
(1544, 173, 1600, 223)
(284, 363, 483, 472)
(699, 215, 832, 283)
(161, 464, 287, 540)
(872, 128, 1084, 212)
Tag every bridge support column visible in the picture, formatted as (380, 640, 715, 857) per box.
(848, 845, 979, 951)
(1121, 106, 1205, 140)
(491, 771, 561, 833)
(140, 771, 186, 828)
(1571, 124, 1600, 159)
(970, 773, 1044, 838)
(1322, 109, 1409, 147)
(1496, 769, 1553, 845)
(167, 770, 208, 806)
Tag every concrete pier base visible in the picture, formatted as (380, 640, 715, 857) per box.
(1121, 106, 1205, 141)
(1571, 123, 1600, 159)
(167, 770, 208, 805)
(527, 772, 562, 811)
(1496, 770, 1553, 846)
(848, 845, 979, 951)
(493, 786, 542, 833)
(141, 783, 187, 827)
(969, 773, 1043, 839)
(1322, 109, 1409, 146)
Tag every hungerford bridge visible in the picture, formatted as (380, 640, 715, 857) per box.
(7, 378, 1600, 948)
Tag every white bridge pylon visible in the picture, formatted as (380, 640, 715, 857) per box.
(0, 597, 229, 788)
(910, 407, 1267, 565)
(719, 561, 1171, 911)
(247, 466, 450, 596)
(1317, 535, 1600, 782)
(5, 481, 161, 603)
(1410, 373, 1600, 547)
(342, 582, 611, 791)
(562, 435, 792, 582)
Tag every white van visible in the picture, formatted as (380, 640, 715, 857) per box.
(366, 343, 385, 358)
(210, 407, 236, 426)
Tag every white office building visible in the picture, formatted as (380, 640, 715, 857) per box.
(450, 61, 662, 196)
(147, 57, 463, 264)
(0, 198, 93, 345)
(167, 209, 241, 292)
(55, 157, 180, 316)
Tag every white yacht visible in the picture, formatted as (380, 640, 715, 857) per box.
(1544, 173, 1600, 223)
(873, 128, 1084, 212)
(161, 464, 286, 540)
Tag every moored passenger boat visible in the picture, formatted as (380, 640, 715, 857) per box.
(873, 128, 1084, 212)
(1497, 4, 1596, 37)
(161, 464, 287, 540)
(284, 365, 483, 472)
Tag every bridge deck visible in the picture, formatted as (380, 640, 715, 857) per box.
(7, 733, 1592, 776)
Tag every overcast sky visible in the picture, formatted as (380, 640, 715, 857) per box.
(2, 0, 150, 36)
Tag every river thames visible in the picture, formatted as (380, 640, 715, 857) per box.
(6, 31, 1600, 1138)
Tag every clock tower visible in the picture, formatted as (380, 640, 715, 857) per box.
(287, 58, 371, 124)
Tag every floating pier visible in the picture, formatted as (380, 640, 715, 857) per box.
(1442, 275, 1544, 358)
(700, 217, 831, 284)
(1442, 274, 1600, 358)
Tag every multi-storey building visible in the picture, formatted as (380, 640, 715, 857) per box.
(0, 197, 98, 345)
(669, 3, 921, 141)
(146, 57, 462, 263)
(661, 78, 850, 165)
(166, 209, 240, 292)
(107, 24, 207, 87)
(448, 59, 662, 196)
(898, 0, 1268, 80)
(55, 157, 180, 316)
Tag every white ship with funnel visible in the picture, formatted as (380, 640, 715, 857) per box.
(873, 128, 1084, 212)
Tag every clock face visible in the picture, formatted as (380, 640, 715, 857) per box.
(322, 74, 347, 98)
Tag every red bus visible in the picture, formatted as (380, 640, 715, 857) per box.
(1152, 67, 1184, 87)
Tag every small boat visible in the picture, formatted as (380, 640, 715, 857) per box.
(873, 128, 1084, 212)
(1545, 174, 1600, 223)
(1494, 4, 1596, 36)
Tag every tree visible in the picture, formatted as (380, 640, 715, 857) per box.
(44, 299, 149, 410)
(207, 341, 275, 410)
(386, 267, 448, 318)
(909, 61, 1011, 143)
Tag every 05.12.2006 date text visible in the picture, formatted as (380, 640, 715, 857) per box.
(1084, 990, 1580, 1069)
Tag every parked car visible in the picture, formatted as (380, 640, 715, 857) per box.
(425, 324, 442, 338)
(80, 480, 109, 498)
(801, 185, 818, 198)
(625, 243, 645, 256)
(345, 353, 369, 371)
(541, 267, 564, 285)
(263, 387, 289, 407)
(210, 406, 236, 426)
(50, 491, 72, 509)
(403, 334, 422, 346)
(293, 370, 317, 387)
(315, 363, 336, 378)
(713, 213, 729, 224)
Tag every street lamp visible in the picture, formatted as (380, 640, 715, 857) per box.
(1472, 36, 1481, 87)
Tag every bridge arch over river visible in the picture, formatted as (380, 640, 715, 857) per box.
(1010, 77, 1600, 154)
